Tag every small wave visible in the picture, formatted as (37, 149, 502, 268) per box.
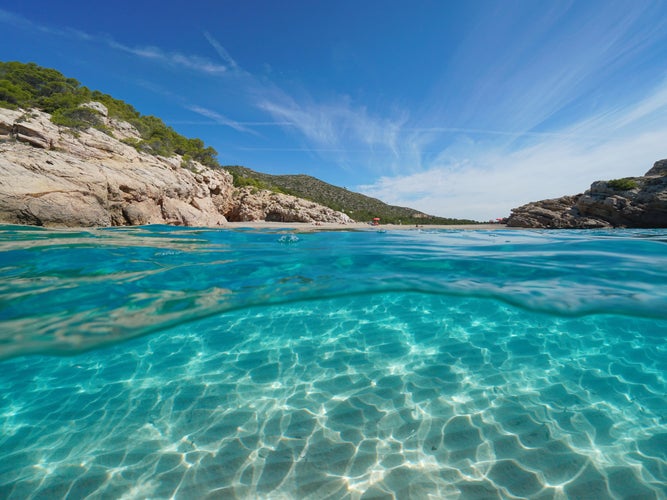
(0, 225, 666, 359)
(277, 234, 300, 244)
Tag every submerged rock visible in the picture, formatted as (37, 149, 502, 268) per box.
(507, 160, 667, 228)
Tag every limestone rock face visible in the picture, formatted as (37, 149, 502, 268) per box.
(507, 160, 667, 228)
(228, 187, 354, 224)
(0, 105, 351, 227)
(646, 159, 667, 177)
(505, 195, 612, 229)
(0, 106, 235, 227)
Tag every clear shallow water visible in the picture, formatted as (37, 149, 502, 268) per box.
(0, 225, 666, 498)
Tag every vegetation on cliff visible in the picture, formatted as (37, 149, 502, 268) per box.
(607, 178, 638, 191)
(0, 61, 219, 167)
(224, 166, 478, 225)
(1, 61, 476, 224)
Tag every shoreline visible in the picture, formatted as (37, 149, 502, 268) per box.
(0, 221, 514, 231)
(222, 221, 513, 231)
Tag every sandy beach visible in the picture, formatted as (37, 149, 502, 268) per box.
(223, 221, 511, 231)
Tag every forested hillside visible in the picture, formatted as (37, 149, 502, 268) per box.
(224, 166, 478, 225)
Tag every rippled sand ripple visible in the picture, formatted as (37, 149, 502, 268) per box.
(1, 292, 666, 498)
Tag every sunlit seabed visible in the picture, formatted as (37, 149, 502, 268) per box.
(0, 226, 666, 499)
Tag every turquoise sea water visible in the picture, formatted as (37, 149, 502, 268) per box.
(1, 225, 666, 499)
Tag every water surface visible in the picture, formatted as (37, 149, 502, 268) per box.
(0, 225, 666, 498)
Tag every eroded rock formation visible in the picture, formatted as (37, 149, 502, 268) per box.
(0, 105, 352, 227)
(228, 187, 353, 223)
(507, 160, 667, 228)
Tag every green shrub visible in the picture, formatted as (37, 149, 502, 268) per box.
(0, 80, 29, 109)
(227, 170, 288, 195)
(0, 61, 220, 168)
(607, 178, 638, 191)
(51, 106, 102, 130)
(121, 137, 141, 148)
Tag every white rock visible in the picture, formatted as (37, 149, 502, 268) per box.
(0, 107, 351, 227)
(80, 101, 109, 117)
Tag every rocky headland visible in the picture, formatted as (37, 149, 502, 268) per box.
(507, 160, 667, 228)
(0, 105, 352, 227)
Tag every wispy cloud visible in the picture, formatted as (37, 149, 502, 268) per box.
(351, 4, 667, 220)
(0, 8, 91, 41)
(168, 120, 295, 127)
(416, 2, 667, 152)
(203, 31, 239, 71)
(104, 40, 229, 75)
(257, 98, 337, 146)
(256, 95, 407, 170)
(405, 127, 603, 140)
(185, 105, 257, 134)
(0, 8, 230, 75)
(237, 147, 372, 153)
(0, 8, 260, 135)
(248, 3, 667, 184)
(200, 32, 411, 163)
(359, 79, 667, 221)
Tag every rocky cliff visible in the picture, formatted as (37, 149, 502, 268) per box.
(506, 160, 667, 228)
(0, 105, 352, 227)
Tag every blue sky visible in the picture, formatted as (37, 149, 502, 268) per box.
(2, 1, 667, 220)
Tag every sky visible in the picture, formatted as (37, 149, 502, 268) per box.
(2, 1, 667, 221)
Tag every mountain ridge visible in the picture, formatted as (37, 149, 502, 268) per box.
(223, 165, 477, 225)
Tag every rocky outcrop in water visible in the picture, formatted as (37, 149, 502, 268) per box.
(507, 160, 667, 228)
(0, 105, 352, 227)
